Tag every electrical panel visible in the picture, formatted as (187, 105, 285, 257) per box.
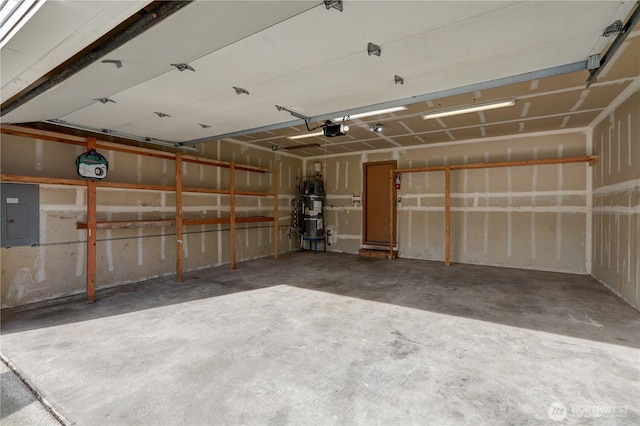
(1, 183, 40, 248)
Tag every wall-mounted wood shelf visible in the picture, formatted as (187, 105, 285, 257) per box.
(75, 216, 275, 230)
(1, 124, 280, 303)
(390, 155, 598, 266)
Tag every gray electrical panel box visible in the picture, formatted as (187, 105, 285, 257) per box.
(1, 183, 40, 248)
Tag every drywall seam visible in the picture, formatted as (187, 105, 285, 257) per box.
(35, 214, 46, 282)
(507, 149, 512, 257)
(34, 139, 43, 171)
(137, 212, 143, 266)
(593, 178, 640, 195)
(629, 112, 633, 166)
(484, 152, 489, 255)
(201, 224, 206, 253)
(592, 206, 639, 214)
(585, 128, 593, 274)
(105, 212, 114, 272)
(556, 145, 564, 260)
(304, 128, 585, 160)
(628, 194, 632, 284)
(589, 75, 640, 129)
(532, 147, 538, 260)
(75, 231, 84, 277)
(463, 158, 468, 253)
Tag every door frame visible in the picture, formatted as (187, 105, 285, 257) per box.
(362, 160, 397, 247)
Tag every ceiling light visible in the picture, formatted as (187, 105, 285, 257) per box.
(0, 0, 45, 49)
(287, 131, 323, 140)
(333, 106, 407, 122)
(370, 123, 383, 133)
(421, 99, 515, 120)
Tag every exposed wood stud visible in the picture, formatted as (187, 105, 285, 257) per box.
(391, 154, 598, 267)
(86, 137, 97, 303)
(445, 166, 451, 267)
(176, 153, 184, 282)
(274, 168, 279, 260)
(230, 163, 236, 270)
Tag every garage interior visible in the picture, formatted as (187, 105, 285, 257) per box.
(1, 1, 639, 424)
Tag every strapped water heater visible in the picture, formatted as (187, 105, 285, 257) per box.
(289, 175, 327, 247)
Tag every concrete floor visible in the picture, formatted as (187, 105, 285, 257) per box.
(1, 252, 639, 425)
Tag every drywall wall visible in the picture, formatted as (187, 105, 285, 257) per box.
(309, 130, 591, 273)
(591, 89, 639, 311)
(0, 134, 301, 308)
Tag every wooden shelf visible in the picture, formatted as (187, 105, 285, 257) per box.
(76, 216, 275, 229)
(2, 125, 280, 303)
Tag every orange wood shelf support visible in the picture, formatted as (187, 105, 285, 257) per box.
(230, 163, 236, 270)
(86, 138, 97, 302)
(175, 153, 184, 282)
(391, 155, 598, 267)
(273, 168, 279, 260)
(444, 166, 451, 267)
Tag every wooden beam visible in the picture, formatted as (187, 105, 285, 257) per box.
(175, 153, 184, 283)
(86, 138, 97, 302)
(393, 155, 598, 175)
(0, 174, 87, 186)
(76, 216, 274, 230)
(444, 166, 451, 267)
(182, 154, 269, 173)
(230, 163, 236, 269)
(98, 181, 175, 192)
(1, 124, 86, 145)
(77, 219, 176, 230)
(389, 168, 395, 260)
(182, 186, 230, 195)
(273, 168, 279, 260)
(235, 190, 272, 197)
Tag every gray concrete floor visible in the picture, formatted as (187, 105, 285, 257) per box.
(1, 252, 639, 425)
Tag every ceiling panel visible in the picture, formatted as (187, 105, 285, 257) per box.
(1, 0, 638, 158)
(0, 1, 143, 100)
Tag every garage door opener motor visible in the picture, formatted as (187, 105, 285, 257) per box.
(76, 149, 109, 180)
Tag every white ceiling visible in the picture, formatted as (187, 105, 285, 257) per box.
(0, 0, 637, 151)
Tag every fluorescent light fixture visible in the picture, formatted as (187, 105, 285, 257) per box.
(333, 106, 407, 122)
(0, 0, 46, 49)
(422, 99, 515, 120)
(287, 131, 324, 140)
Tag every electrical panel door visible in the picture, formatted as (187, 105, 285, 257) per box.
(1, 183, 39, 248)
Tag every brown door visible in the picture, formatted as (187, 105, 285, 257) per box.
(363, 160, 396, 246)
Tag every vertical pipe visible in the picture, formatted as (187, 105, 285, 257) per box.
(175, 153, 183, 282)
(445, 166, 451, 266)
(230, 163, 236, 270)
(86, 137, 97, 302)
(273, 168, 279, 260)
